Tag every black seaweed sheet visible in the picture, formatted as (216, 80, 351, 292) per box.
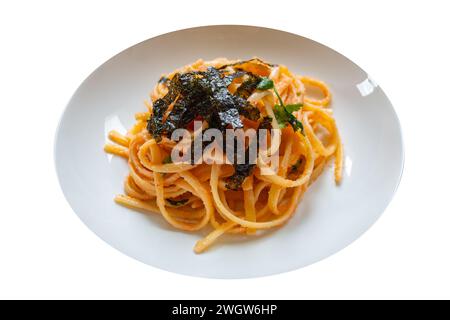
(148, 62, 274, 189)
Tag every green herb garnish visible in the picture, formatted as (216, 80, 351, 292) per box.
(285, 103, 303, 113)
(256, 77, 275, 90)
(162, 156, 172, 175)
(166, 198, 189, 207)
(162, 155, 172, 164)
(273, 104, 304, 133)
(257, 77, 304, 133)
(273, 104, 288, 129)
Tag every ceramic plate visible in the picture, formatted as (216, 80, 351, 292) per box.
(55, 25, 404, 278)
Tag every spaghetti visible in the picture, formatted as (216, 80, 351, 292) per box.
(104, 58, 343, 253)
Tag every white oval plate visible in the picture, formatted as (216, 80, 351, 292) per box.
(55, 25, 404, 278)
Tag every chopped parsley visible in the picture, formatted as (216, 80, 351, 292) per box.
(166, 198, 189, 207)
(162, 155, 172, 164)
(257, 77, 304, 133)
(256, 77, 275, 90)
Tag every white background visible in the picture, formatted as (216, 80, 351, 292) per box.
(1, 0, 449, 299)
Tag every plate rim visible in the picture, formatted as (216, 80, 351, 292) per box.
(53, 24, 405, 278)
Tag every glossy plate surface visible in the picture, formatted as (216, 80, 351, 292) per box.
(55, 25, 404, 278)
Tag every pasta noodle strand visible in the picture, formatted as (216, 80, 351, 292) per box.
(104, 58, 344, 253)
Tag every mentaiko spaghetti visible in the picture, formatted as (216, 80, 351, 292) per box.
(104, 58, 343, 253)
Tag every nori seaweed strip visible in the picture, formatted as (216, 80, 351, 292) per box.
(239, 103, 260, 121)
(158, 76, 169, 84)
(147, 65, 265, 188)
(147, 73, 183, 141)
(222, 71, 247, 86)
(225, 132, 256, 191)
(148, 67, 263, 140)
(225, 161, 255, 191)
(258, 116, 273, 130)
(166, 198, 189, 206)
(225, 116, 272, 190)
(234, 74, 262, 121)
(235, 73, 262, 99)
(202, 67, 244, 130)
